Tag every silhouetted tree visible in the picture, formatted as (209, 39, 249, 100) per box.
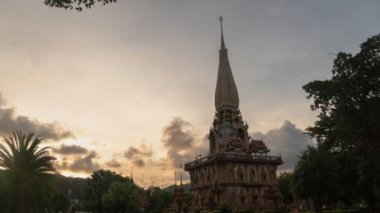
(51, 193, 70, 213)
(0, 130, 56, 213)
(144, 186, 172, 213)
(0, 169, 6, 210)
(292, 146, 339, 212)
(81, 169, 133, 213)
(44, 0, 116, 11)
(303, 33, 380, 210)
(102, 180, 143, 213)
(278, 172, 294, 204)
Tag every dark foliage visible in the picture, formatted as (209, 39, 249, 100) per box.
(303, 34, 380, 210)
(292, 146, 339, 212)
(278, 172, 294, 204)
(52, 174, 87, 200)
(44, 0, 116, 11)
(77, 169, 143, 213)
(0, 131, 56, 213)
(144, 186, 172, 213)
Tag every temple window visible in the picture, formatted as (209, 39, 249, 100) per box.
(262, 171, 267, 182)
(238, 168, 244, 182)
(240, 195, 245, 204)
(194, 175, 198, 185)
(229, 168, 234, 181)
(239, 172, 244, 181)
(250, 169, 256, 183)
(252, 195, 258, 205)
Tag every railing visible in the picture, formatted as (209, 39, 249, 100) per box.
(184, 153, 282, 169)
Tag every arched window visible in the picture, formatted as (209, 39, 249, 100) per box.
(238, 167, 244, 182)
(229, 168, 234, 182)
(251, 193, 258, 205)
(261, 170, 267, 182)
(240, 194, 246, 205)
(231, 191, 236, 204)
(250, 169, 256, 183)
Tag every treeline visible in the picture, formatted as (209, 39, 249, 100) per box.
(64, 169, 176, 213)
(278, 146, 372, 212)
(0, 131, 189, 213)
(0, 166, 187, 213)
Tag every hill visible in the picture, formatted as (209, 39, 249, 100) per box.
(163, 183, 191, 193)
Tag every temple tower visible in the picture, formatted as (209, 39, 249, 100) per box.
(184, 18, 283, 212)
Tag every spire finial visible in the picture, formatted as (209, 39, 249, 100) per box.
(180, 163, 183, 186)
(219, 16, 225, 49)
(131, 166, 134, 182)
(174, 170, 177, 186)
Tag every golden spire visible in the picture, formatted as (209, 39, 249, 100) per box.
(220, 16, 225, 49)
(215, 17, 240, 110)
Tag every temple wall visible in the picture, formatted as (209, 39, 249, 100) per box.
(189, 162, 278, 187)
(188, 161, 281, 211)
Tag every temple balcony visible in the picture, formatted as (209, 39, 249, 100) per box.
(184, 153, 283, 171)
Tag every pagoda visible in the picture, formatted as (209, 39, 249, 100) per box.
(184, 17, 283, 212)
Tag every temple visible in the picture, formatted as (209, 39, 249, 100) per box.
(184, 17, 283, 212)
(168, 169, 187, 213)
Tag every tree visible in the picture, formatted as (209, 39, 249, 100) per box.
(278, 172, 294, 204)
(102, 180, 143, 213)
(292, 146, 339, 212)
(81, 169, 128, 212)
(0, 130, 57, 213)
(334, 150, 361, 207)
(44, 0, 116, 11)
(144, 186, 172, 213)
(303, 34, 380, 210)
(0, 169, 6, 210)
(51, 193, 70, 213)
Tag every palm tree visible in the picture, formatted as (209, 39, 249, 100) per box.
(0, 130, 56, 213)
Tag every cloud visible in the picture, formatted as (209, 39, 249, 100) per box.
(147, 158, 168, 170)
(252, 120, 315, 171)
(54, 157, 69, 171)
(124, 144, 153, 168)
(124, 144, 152, 159)
(53, 144, 88, 155)
(161, 117, 207, 168)
(106, 159, 122, 168)
(69, 151, 101, 173)
(132, 159, 145, 168)
(0, 93, 6, 106)
(0, 92, 74, 141)
(53, 150, 102, 174)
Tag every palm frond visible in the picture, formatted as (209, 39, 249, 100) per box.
(0, 130, 57, 212)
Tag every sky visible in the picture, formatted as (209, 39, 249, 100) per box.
(0, 0, 379, 187)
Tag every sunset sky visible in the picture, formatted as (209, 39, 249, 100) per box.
(0, 0, 379, 187)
